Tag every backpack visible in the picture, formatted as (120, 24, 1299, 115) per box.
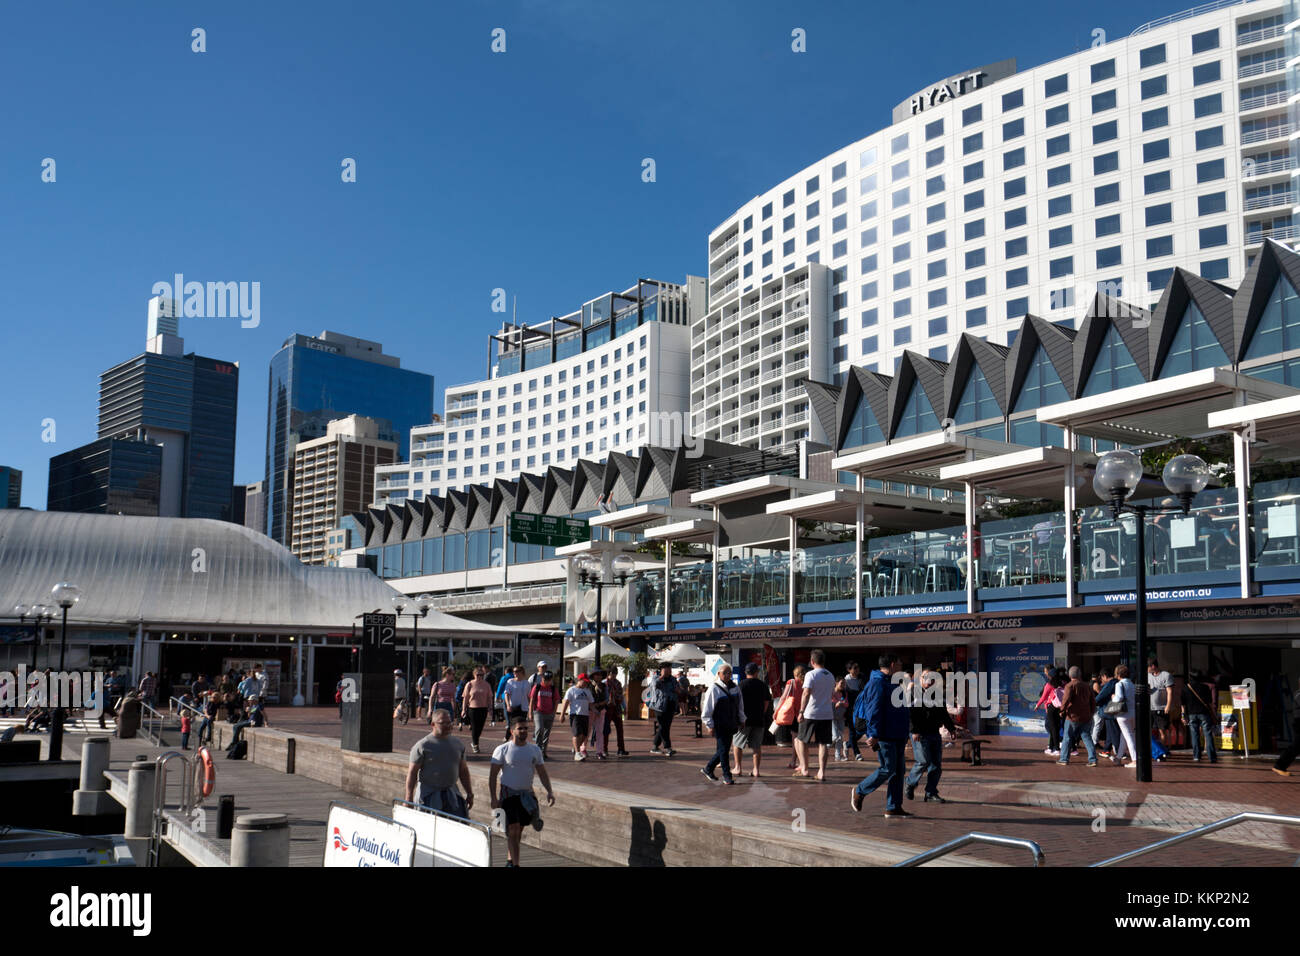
(852, 682, 874, 734)
(226, 739, 248, 760)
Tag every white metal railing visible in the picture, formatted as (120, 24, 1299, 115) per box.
(1245, 156, 1296, 177)
(761, 366, 783, 382)
(1243, 190, 1295, 211)
(737, 399, 759, 416)
(761, 292, 783, 306)
(721, 310, 740, 328)
(713, 256, 739, 275)
(1240, 90, 1287, 111)
(712, 279, 739, 298)
(1246, 224, 1300, 242)
(1241, 123, 1291, 145)
(1237, 23, 1284, 45)
(447, 397, 478, 411)
(784, 280, 809, 296)
(1130, 0, 1248, 36)
(721, 385, 739, 399)
(761, 391, 784, 407)
(704, 345, 721, 361)
(740, 349, 761, 366)
(710, 234, 739, 259)
(761, 314, 785, 331)
(785, 410, 810, 425)
(785, 306, 810, 322)
(1238, 58, 1286, 79)
(737, 426, 758, 441)
(785, 331, 810, 349)
(430, 583, 565, 612)
(761, 340, 784, 357)
(719, 360, 739, 377)
(741, 299, 762, 317)
(785, 358, 810, 375)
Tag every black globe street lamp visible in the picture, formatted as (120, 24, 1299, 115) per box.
(14, 603, 54, 671)
(1093, 450, 1210, 782)
(48, 582, 82, 762)
(392, 592, 433, 694)
(570, 554, 637, 671)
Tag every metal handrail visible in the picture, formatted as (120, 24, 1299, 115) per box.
(149, 750, 200, 867)
(1091, 812, 1300, 867)
(895, 832, 1045, 867)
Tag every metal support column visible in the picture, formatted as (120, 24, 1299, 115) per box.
(964, 481, 976, 615)
(856, 475, 865, 621)
(1235, 427, 1252, 599)
(1064, 425, 1077, 609)
(711, 509, 720, 629)
(788, 515, 798, 625)
(664, 540, 673, 633)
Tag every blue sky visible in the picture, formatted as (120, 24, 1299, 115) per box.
(0, 0, 1182, 506)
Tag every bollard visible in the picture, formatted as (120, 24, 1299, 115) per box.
(72, 736, 116, 816)
(286, 737, 296, 775)
(217, 794, 235, 839)
(124, 761, 156, 839)
(230, 813, 289, 867)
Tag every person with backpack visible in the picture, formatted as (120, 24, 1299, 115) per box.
(1034, 666, 1066, 756)
(850, 654, 912, 818)
(643, 663, 679, 756)
(1181, 669, 1219, 764)
(700, 664, 745, 785)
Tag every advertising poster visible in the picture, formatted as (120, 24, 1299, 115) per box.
(985, 643, 1051, 736)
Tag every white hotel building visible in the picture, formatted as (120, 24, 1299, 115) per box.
(695, 0, 1297, 448)
(373, 277, 702, 505)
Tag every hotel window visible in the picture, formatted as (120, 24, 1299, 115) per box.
(1200, 258, 1229, 280)
(806, 174, 819, 194)
(894, 327, 912, 346)
(1095, 213, 1121, 237)
(891, 133, 908, 154)
(1045, 103, 1069, 126)
(926, 202, 945, 224)
(1046, 164, 1070, 187)
(806, 226, 820, 243)
(963, 160, 984, 183)
(926, 231, 946, 252)
(892, 214, 910, 235)
(1199, 225, 1228, 248)
(1005, 207, 1027, 229)
(1003, 117, 1025, 140)
(966, 306, 987, 327)
(1048, 194, 1071, 217)
(964, 219, 985, 240)
(783, 214, 795, 231)
(861, 253, 878, 273)
(1007, 297, 1029, 319)
(1193, 93, 1221, 118)
(833, 213, 847, 232)
(1006, 235, 1028, 257)
(762, 250, 773, 267)
(1004, 146, 1025, 170)
(860, 172, 879, 194)
(964, 189, 984, 211)
(1193, 61, 1220, 85)
(1048, 225, 1072, 248)
(859, 147, 877, 168)
(963, 132, 983, 155)
(862, 309, 878, 327)
(926, 146, 944, 168)
(1092, 120, 1118, 144)
(1044, 73, 1068, 97)
(862, 225, 879, 245)
(926, 174, 945, 196)
(925, 118, 944, 140)
(1145, 202, 1172, 226)
(783, 189, 795, 207)
(1090, 58, 1115, 82)
(966, 277, 986, 297)
(1142, 107, 1168, 131)
(1146, 235, 1173, 258)
(1143, 139, 1170, 163)
(1191, 29, 1218, 54)
(806, 200, 820, 218)
(962, 103, 982, 126)
(762, 225, 772, 243)
(832, 161, 847, 181)
(1045, 134, 1070, 157)
(1093, 151, 1119, 174)
(762, 202, 772, 219)
(894, 299, 912, 319)
(1007, 267, 1028, 288)
(1198, 192, 1226, 215)
(833, 239, 847, 258)
(892, 161, 911, 185)
(1195, 127, 1223, 150)
(1096, 245, 1122, 268)
(1140, 75, 1167, 99)
(1147, 268, 1174, 293)
(1049, 256, 1073, 279)
(1140, 44, 1166, 68)
(1144, 171, 1170, 194)
(861, 199, 878, 220)
(861, 334, 878, 353)
(862, 280, 879, 299)
(927, 259, 947, 280)
(783, 239, 794, 255)
(1002, 88, 1024, 111)
(929, 316, 949, 337)
(1197, 158, 1224, 183)
(1092, 89, 1117, 113)
(832, 187, 847, 208)
(927, 289, 947, 309)
(743, 215, 752, 231)
(965, 247, 986, 268)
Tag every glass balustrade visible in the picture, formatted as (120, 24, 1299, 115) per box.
(977, 512, 1068, 589)
(863, 526, 966, 597)
(1252, 478, 1300, 570)
(1079, 488, 1242, 583)
(794, 541, 857, 604)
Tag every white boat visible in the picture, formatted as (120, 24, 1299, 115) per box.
(0, 827, 135, 867)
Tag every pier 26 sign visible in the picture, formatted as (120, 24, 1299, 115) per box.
(892, 58, 1017, 123)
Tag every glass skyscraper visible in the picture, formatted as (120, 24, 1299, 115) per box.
(264, 332, 435, 544)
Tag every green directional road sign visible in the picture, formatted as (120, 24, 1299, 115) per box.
(508, 512, 590, 548)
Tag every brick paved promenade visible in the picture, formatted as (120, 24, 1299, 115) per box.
(270, 706, 1300, 866)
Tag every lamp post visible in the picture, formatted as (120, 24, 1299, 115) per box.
(1093, 450, 1210, 782)
(392, 593, 433, 689)
(14, 603, 54, 671)
(48, 582, 82, 762)
(570, 554, 637, 671)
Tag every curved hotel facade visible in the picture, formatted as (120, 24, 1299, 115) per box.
(694, 0, 1296, 448)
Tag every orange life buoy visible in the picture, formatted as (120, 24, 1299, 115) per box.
(197, 746, 215, 797)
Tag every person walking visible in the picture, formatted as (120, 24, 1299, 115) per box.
(1148, 658, 1174, 749)
(462, 667, 493, 754)
(731, 662, 772, 777)
(701, 664, 745, 785)
(603, 669, 628, 756)
(587, 669, 610, 759)
(795, 649, 835, 781)
(1181, 669, 1219, 764)
(392, 669, 408, 720)
(493, 669, 512, 728)
(832, 679, 849, 762)
(503, 666, 531, 739)
(452, 668, 471, 728)
(138, 671, 157, 709)
(1107, 665, 1139, 768)
(644, 664, 678, 756)
(676, 671, 691, 716)
(1057, 666, 1098, 767)
(1272, 677, 1300, 776)
(843, 661, 867, 761)
(198, 690, 218, 746)
(904, 669, 956, 802)
(415, 667, 434, 720)
(489, 718, 555, 867)
(1094, 667, 1118, 756)
(528, 670, 558, 759)
(1034, 667, 1065, 756)
(850, 654, 912, 818)
(772, 665, 805, 768)
(404, 709, 474, 818)
(560, 674, 594, 761)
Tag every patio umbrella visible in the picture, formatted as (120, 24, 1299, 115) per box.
(656, 642, 707, 663)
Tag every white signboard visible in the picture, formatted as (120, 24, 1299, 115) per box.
(1169, 516, 1197, 550)
(323, 803, 415, 868)
(391, 801, 491, 867)
(1267, 504, 1297, 540)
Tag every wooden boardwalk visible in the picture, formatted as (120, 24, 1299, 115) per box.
(55, 730, 578, 867)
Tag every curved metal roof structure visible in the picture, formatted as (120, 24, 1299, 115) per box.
(0, 510, 524, 635)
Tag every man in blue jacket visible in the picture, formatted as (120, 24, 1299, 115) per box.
(850, 654, 913, 818)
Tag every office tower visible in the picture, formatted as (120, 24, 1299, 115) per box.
(47, 438, 163, 515)
(242, 480, 266, 535)
(0, 466, 22, 509)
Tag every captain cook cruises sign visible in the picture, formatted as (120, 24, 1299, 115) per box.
(891, 58, 1017, 124)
